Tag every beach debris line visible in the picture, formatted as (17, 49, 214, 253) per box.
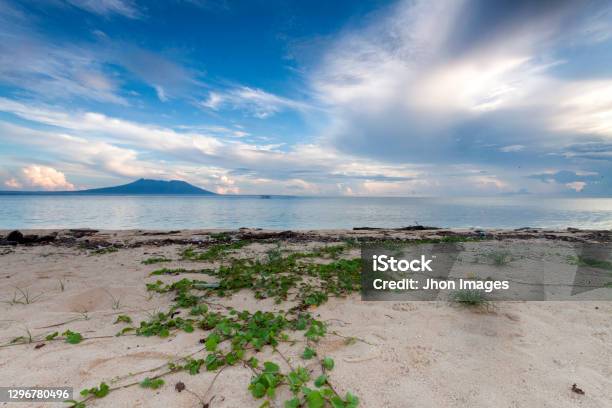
(353, 225, 439, 231)
(0, 230, 57, 245)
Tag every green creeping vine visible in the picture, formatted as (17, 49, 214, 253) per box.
(62, 330, 83, 344)
(206, 255, 361, 304)
(248, 359, 359, 408)
(140, 377, 165, 389)
(181, 240, 250, 261)
(80, 382, 109, 398)
(141, 256, 171, 265)
(66, 242, 361, 407)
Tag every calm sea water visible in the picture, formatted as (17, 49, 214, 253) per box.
(0, 195, 611, 230)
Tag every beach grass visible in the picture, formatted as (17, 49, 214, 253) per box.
(450, 289, 489, 307)
(567, 255, 612, 271)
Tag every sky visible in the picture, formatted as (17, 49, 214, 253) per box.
(0, 0, 611, 196)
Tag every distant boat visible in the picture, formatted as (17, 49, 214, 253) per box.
(260, 195, 271, 199)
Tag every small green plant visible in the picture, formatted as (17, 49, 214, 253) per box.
(266, 246, 283, 263)
(450, 290, 488, 306)
(116, 327, 135, 336)
(332, 392, 359, 408)
(62, 330, 83, 344)
(6, 286, 43, 305)
(105, 290, 122, 310)
(322, 357, 335, 371)
(487, 251, 513, 266)
(149, 267, 187, 276)
(210, 232, 232, 240)
(9, 328, 34, 344)
(80, 382, 110, 398)
(249, 361, 283, 399)
(567, 256, 612, 271)
(180, 240, 250, 261)
(343, 337, 357, 346)
(140, 377, 164, 389)
(114, 315, 132, 324)
(141, 256, 171, 265)
(91, 246, 118, 255)
(46, 331, 59, 340)
(302, 347, 316, 360)
(303, 290, 328, 306)
(314, 374, 328, 387)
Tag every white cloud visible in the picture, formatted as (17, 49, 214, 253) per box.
(0, 100, 435, 194)
(565, 181, 586, 192)
(4, 178, 21, 188)
(551, 80, 612, 138)
(276, 0, 612, 198)
(154, 85, 168, 102)
(0, 12, 202, 106)
(232, 130, 250, 138)
(21, 165, 75, 190)
(65, 0, 140, 19)
(200, 87, 311, 118)
(0, 32, 128, 104)
(201, 92, 223, 110)
(499, 144, 525, 152)
(0, 82, 604, 196)
(214, 175, 239, 194)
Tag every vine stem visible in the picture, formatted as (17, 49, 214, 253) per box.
(202, 364, 228, 403)
(274, 347, 295, 371)
(71, 346, 208, 406)
(330, 330, 375, 345)
(0, 333, 135, 348)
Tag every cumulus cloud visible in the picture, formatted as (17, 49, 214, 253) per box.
(4, 177, 21, 188)
(305, 0, 612, 194)
(20, 165, 75, 190)
(3, 96, 603, 196)
(527, 169, 610, 195)
(0, 100, 433, 195)
(565, 181, 586, 192)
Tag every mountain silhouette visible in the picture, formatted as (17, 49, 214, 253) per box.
(0, 179, 217, 195)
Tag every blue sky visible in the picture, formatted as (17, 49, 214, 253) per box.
(0, 0, 611, 196)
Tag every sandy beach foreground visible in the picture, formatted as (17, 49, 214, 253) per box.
(0, 228, 610, 408)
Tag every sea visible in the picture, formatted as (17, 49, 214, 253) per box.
(0, 195, 611, 230)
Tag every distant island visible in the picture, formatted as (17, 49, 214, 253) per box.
(0, 179, 217, 195)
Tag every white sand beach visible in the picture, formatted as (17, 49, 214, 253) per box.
(0, 228, 610, 408)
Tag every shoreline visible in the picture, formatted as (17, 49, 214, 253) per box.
(1, 226, 611, 244)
